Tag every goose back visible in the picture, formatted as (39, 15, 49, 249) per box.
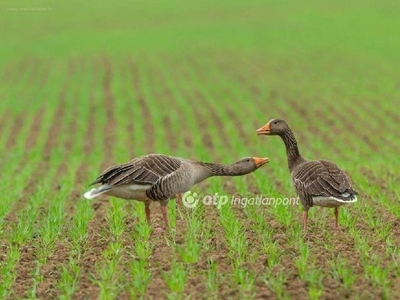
(90, 154, 182, 186)
(292, 160, 358, 208)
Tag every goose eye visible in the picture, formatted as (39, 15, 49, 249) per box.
(274, 121, 278, 125)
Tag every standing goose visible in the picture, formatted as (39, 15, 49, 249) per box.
(84, 154, 269, 229)
(256, 119, 358, 230)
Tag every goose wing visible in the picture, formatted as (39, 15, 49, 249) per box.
(293, 160, 357, 207)
(89, 154, 182, 186)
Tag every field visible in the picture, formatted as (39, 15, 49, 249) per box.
(1, 0, 400, 299)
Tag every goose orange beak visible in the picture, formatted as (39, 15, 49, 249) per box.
(253, 157, 269, 167)
(256, 123, 271, 135)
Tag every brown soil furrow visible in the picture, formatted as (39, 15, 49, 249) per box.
(16, 60, 50, 151)
(37, 140, 81, 300)
(215, 55, 248, 85)
(10, 60, 73, 299)
(225, 104, 248, 143)
(1, 62, 15, 84)
(186, 58, 232, 151)
(303, 202, 397, 299)
(25, 106, 46, 151)
(360, 167, 400, 210)
(74, 57, 116, 299)
(153, 59, 207, 154)
(130, 59, 155, 153)
(162, 115, 177, 150)
(161, 60, 211, 192)
(176, 69, 215, 155)
(5, 59, 50, 152)
(244, 174, 262, 194)
(146, 63, 179, 152)
(26, 57, 39, 87)
(83, 59, 100, 157)
(0, 109, 11, 143)
(100, 57, 116, 169)
(4, 113, 25, 150)
(147, 203, 230, 299)
(2, 105, 63, 223)
(38, 61, 51, 88)
(73, 199, 108, 299)
(355, 99, 399, 151)
(161, 66, 193, 150)
(38, 59, 99, 299)
(111, 60, 136, 158)
(42, 61, 76, 159)
(9, 71, 69, 215)
(76, 64, 99, 187)
(233, 206, 276, 298)
(10, 58, 29, 86)
(383, 106, 400, 124)
(145, 206, 188, 298)
(326, 105, 379, 153)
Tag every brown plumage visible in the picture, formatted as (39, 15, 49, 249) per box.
(84, 154, 269, 229)
(256, 119, 358, 230)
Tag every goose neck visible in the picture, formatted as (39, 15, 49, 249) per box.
(280, 128, 303, 171)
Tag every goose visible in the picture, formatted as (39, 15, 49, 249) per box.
(84, 154, 269, 229)
(256, 119, 358, 230)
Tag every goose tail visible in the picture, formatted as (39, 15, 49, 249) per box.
(83, 185, 113, 199)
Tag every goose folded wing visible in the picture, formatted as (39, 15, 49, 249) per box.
(145, 168, 186, 201)
(90, 155, 182, 186)
(293, 160, 356, 204)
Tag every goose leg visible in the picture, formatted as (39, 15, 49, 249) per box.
(144, 202, 151, 224)
(176, 193, 183, 202)
(160, 204, 169, 229)
(303, 210, 308, 230)
(334, 207, 339, 229)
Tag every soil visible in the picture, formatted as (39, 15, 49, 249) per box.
(8, 59, 72, 299)
(2, 55, 400, 300)
(130, 60, 155, 153)
(5, 113, 25, 150)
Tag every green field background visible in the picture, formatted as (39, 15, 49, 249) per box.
(1, 0, 400, 299)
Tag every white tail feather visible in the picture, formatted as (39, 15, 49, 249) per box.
(83, 185, 113, 199)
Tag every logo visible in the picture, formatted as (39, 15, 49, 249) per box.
(182, 192, 199, 208)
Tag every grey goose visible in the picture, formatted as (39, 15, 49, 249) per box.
(84, 154, 269, 229)
(256, 119, 358, 230)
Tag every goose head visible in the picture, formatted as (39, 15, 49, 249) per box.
(256, 118, 288, 136)
(233, 157, 269, 174)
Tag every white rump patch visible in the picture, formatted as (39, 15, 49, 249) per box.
(83, 184, 114, 199)
(84, 188, 102, 199)
(313, 195, 357, 208)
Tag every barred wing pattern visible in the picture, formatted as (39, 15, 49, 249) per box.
(90, 154, 182, 187)
(292, 160, 358, 208)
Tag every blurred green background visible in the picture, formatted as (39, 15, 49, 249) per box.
(2, 0, 400, 66)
